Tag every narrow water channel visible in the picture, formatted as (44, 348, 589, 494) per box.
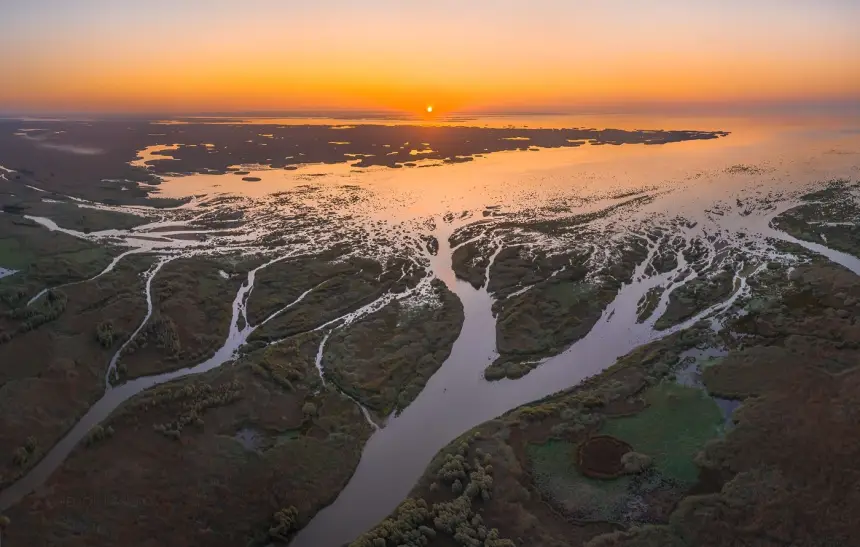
(0, 253, 326, 510)
(291, 205, 860, 547)
(1, 200, 858, 547)
(290, 216, 751, 546)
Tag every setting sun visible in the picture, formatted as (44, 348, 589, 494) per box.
(0, 3, 859, 547)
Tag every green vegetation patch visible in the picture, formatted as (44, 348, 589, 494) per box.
(0, 238, 29, 270)
(636, 286, 664, 324)
(116, 257, 243, 379)
(527, 439, 633, 522)
(353, 435, 516, 547)
(451, 239, 493, 289)
(601, 383, 723, 485)
(0, 216, 117, 308)
(25, 200, 151, 232)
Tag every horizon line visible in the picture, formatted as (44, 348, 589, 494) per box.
(2, 99, 858, 120)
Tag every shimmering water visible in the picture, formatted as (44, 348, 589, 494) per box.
(1, 113, 858, 546)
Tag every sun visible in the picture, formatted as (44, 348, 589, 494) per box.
(426, 105, 433, 113)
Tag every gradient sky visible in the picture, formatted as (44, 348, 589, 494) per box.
(2, 0, 859, 114)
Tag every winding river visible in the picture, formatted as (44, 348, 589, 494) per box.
(0, 116, 858, 547)
(292, 202, 858, 547)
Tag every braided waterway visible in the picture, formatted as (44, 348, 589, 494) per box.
(291, 206, 860, 547)
(0, 115, 857, 547)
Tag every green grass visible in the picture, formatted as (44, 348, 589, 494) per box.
(545, 280, 596, 307)
(527, 439, 633, 522)
(601, 382, 722, 485)
(0, 219, 115, 298)
(0, 238, 31, 269)
(40, 203, 150, 232)
(274, 429, 301, 445)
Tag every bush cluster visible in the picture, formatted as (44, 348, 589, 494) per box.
(351, 438, 514, 547)
(268, 506, 299, 542)
(11, 436, 38, 466)
(95, 321, 117, 348)
(250, 348, 305, 392)
(148, 380, 243, 440)
(551, 407, 602, 438)
(515, 379, 629, 425)
(4, 290, 68, 339)
(0, 288, 27, 309)
(127, 313, 181, 356)
(85, 425, 115, 447)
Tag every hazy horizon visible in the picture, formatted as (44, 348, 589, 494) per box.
(2, 99, 859, 121)
(1, 3, 860, 545)
(2, 0, 858, 116)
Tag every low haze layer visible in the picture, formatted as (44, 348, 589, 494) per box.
(1, 0, 859, 115)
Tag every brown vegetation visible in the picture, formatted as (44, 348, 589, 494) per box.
(324, 279, 464, 415)
(3, 331, 374, 547)
(116, 258, 243, 379)
(486, 239, 648, 380)
(577, 436, 633, 479)
(0, 251, 151, 490)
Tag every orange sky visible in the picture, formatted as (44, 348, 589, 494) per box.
(2, 1, 859, 114)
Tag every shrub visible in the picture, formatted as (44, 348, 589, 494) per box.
(85, 425, 115, 447)
(302, 402, 318, 417)
(621, 451, 653, 474)
(351, 498, 432, 547)
(95, 321, 116, 348)
(268, 506, 299, 541)
(151, 380, 243, 439)
(12, 447, 29, 466)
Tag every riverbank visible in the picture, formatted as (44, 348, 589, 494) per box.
(0, 117, 856, 546)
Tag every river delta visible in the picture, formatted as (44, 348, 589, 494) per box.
(0, 114, 858, 546)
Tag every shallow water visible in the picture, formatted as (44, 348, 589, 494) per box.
(1, 114, 858, 545)
(289, 115, 860, 546)
(290, 214, 747, 546)
(234, 428, 264, 451)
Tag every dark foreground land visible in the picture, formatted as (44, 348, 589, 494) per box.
(0, 216, 463, 546)
(353, 258, 860, 547)
(352, 186, 860, 547)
